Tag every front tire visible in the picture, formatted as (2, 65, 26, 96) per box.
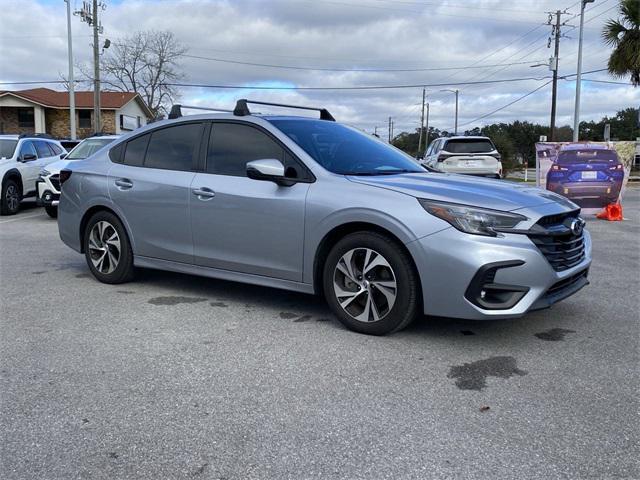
(83, 211, 135, 284)
(323, 232, 420, 335)
(45, 205, 58, 218)
(1, 179, 21, 216)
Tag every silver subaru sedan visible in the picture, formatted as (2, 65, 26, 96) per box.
(57, 100, 591, 335)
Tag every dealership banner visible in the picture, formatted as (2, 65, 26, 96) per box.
(535, 141, 635, 214)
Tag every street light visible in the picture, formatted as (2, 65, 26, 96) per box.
(440, 89, 459, 135)
(573, 0, 595, 142)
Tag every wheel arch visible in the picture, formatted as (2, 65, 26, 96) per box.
(2, 169, 23, 194)
(312, 221, 422, 302)
(79, 205, 131, 254)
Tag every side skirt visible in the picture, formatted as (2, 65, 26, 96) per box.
(134, 255, 315, 295)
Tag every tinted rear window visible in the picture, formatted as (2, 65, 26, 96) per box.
(0, 139, 18, 159)
(444, 139, 494, 154)
(123, 134, 150, 167)
(557, 149, 619, 164)
(145, 123, 201, 171)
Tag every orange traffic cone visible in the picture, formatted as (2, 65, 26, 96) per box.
(596, 202, 623, 221)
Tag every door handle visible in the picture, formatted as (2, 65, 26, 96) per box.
(115, 178, 133, 189)
(193, 187, 216, 200)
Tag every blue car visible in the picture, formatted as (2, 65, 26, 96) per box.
(546, 143, 624, 208)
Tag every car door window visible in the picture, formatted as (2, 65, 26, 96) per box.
(207, 123, 284, 177)
(144, 123, 202, 171)
(207, 122, 310, 180)
(35, 140, 53, 158)
(19, 141, 37, 160)
(123, 133, 150, 167)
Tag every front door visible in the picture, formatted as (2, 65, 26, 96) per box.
(108, 122, 203, 263)
(190, 122, 310, 282)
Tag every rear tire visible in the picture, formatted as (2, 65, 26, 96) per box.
(83, 211, 135, 284)
(45, 205, 58, 218)
(1, 179, 21, 216)
(323, 231, 420, 335)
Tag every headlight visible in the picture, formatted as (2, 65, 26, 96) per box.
(418, 199, 527, 236)
(40, 169, 51, 177)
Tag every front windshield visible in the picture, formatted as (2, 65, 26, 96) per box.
(0, 139, 18, 159)
(67, 138, 115, 160)
(269, 119, 424, 175)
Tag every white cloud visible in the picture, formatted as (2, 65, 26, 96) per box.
(0, 0, 637, 136)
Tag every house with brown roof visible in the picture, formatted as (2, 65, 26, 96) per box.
(0, 88, 154, 139)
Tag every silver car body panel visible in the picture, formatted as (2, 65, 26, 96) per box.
(58, 113, 591, 320)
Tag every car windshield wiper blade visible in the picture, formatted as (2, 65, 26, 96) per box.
(374, 169, 422, 175)
(342, 169, 422, 176)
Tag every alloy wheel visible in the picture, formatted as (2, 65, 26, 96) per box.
(88, 221, 121, 274)
(333, 248, 397, 323)
(5, 184, 19, 212)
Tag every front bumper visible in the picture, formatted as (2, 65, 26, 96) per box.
(406, 226, 592, 320)
(36, 178, 60, 206)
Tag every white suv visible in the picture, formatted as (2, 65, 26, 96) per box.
(0, 134, 67, 215)
(37, 135, 118, 218)
(423, 136, 502, 178)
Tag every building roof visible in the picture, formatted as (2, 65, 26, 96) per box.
(0, 88, 152, 116)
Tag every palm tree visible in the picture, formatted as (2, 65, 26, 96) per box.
(602, 0, 640, 86)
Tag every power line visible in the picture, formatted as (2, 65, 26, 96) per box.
(182, 54, 547, 73)
(442, 68, 609, 130)
(1, 69, 608, 90)
(451, 80, 553, 130)
(301, 0, 547, 25)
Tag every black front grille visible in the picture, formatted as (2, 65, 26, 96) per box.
(50, 174, 60, 191)
(529, 211, 586, 272)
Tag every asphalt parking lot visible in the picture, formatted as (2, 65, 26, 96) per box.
(1, 188, 639, 480)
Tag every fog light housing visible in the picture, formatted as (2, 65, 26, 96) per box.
(465, 261, 530, 310)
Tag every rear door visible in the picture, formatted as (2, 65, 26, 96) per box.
(190, 121, 310, 281)
(108, 122, 203, 263)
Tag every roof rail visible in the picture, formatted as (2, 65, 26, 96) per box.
(168, 104, 234, 119)
(18, 133, 54, 139)
(233, 99, 335, 121)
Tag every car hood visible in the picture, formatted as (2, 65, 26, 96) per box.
(44, 159, 74, 174)
(347, 172, 578, 211)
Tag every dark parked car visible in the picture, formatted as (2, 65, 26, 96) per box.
(546, 143, 624, 208)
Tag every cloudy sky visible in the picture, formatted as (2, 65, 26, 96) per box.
(1, 0, 638, 137)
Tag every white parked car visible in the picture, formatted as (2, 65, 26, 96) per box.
(0, 134, 66, 215)
(37, 135, 118, 218)
(423, 136, 502, 178)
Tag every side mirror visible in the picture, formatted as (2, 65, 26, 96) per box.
(20, 153, 37, 162)
(60, 153, 67, 159)
(246, 159, 294, 186)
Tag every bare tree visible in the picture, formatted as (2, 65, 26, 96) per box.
(81, 31, 187, 117)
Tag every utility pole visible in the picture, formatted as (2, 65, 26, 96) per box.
(441, 89, 459, 134)
(573, 0, 595, 142)
(92, 0, 101, 134)
(418, 88, 426, 156)
(391, 120, 394, 143)
(549, 10, 561, 141)
(454, 89, 459, 135)
(65, 0, 76, 140)
(388, 116, 392, 143)
(424, 102, 430, 156)
(78, 1, 104, 134)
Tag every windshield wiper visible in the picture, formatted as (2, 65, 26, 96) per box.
(342, 169, 422, 176)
